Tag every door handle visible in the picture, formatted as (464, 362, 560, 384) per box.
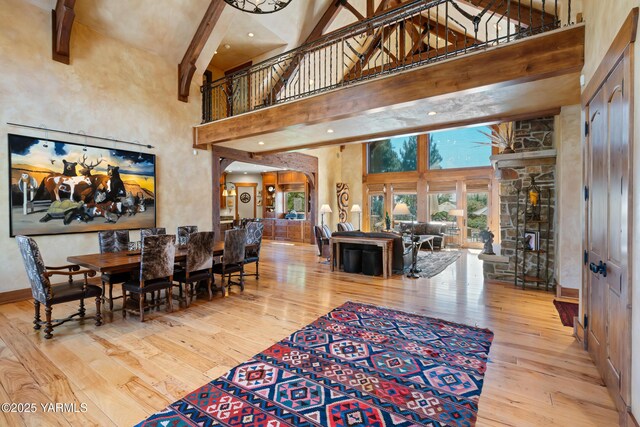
(589, 261, 607, 277)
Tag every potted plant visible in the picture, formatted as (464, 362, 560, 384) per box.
(385, 211, 391, 230)
(479, 122, 515, 154)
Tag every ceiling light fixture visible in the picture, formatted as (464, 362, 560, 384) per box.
(248, 32, 254, 37)
(327, 129, 334, 134)
(258, 141, 265, 145)
(223, 0, 292, 14)
(214, 50, 218, 54)
(428, 111, 437, 116)
(224, 44, 231, 49)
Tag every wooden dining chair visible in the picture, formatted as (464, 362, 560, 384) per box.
(98, 230, 131, 310)
(213, 229, 246, 294)
(243, 222, 264, 279)
(140, 227, 166, 239)
(122, 234, 175, 322)
(173, 231, 215, 306)
(177, 225, 198, 244)
(15, 236, 102, 339)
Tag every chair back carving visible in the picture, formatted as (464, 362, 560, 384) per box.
(140, 234, 175, 282)
(186, 231, 215, 273)
(245, 222, 264, 256)
(15, 236, 51, 303)
(223, 229, 246, 265)
(140, 227, 166, 240)
(98, 230, 130, 253)
(177, 225, 198, 243)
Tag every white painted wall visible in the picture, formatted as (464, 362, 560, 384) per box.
(555, 105, 583, 291)
(0, 0, 212, 291)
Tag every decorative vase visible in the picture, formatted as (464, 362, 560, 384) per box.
(385, 213, 391, 230)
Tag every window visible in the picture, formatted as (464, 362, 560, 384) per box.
(428, 193, 457, 222)
(466, 192, 489, 242)
(369, 194, 385, 231)
(368, 136, 417, 174)
(285, 191, 305, 213)
(429, 126, 492, 169)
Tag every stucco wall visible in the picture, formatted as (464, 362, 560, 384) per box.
(0, 0, 212, 292)
(582, 0, 639, 416)
(555, 105, 582, 291)
(306, 146, 342, 231)
(340, 144, 363, 228)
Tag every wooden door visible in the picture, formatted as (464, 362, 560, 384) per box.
(586, 54, 631, 412)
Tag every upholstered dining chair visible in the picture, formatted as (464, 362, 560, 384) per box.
(140, 227, 166, 239)
(15, 236, 102, 339)
(122, 234, 175, 322)
(98, 229, 131, 311)
(173, 231, 215, 306)
(242, 221, 264, 279)
(177, 225, 198, 245)
(212, 229, 246, 294)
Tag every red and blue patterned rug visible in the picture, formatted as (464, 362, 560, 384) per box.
(136, 301, 493, 427)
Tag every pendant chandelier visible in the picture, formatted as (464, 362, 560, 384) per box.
(223, 0, 292, 14)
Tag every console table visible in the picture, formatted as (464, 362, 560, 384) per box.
(330, 236, 394, 278)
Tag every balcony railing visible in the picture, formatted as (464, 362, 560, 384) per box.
(201, 0, 572, 123)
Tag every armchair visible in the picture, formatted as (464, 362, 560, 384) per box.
(16, 236, 102, 339)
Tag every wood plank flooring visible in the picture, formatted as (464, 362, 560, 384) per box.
(0, 242, 618, 426)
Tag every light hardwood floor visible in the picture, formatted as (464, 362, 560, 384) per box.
(0, 242, 618, 426)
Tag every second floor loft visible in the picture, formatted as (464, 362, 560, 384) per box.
(200, 0, 578, 125)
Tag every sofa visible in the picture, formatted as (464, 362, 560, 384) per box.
(331, 230, 412, 274)
(396, 222, 447, 249)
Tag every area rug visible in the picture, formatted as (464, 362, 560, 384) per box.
(553, 300, 578, 327)
(136, 301, 494, 427)
(408, 251, 462, 278)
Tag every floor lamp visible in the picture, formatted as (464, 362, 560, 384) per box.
(350, 204, 362, 230)
(320, 204, 332, 228)
(393, 202, 419, 279)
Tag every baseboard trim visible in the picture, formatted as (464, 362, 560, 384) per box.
(556, 282, 579, 299)
(0, 288, 32, 305)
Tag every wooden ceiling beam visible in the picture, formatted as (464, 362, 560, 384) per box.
(52, 0, 76, 64)
(178, 0, 226, 102)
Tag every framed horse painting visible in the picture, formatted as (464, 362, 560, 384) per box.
(8, 134, 156, 236)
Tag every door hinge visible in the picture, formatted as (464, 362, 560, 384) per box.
(584, 250, 589, 265)
(584, 315, 588, 328)
(584, 186, 589, 200)
(585, 121, 589, 136)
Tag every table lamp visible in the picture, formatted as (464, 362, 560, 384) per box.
(350, 204, 362, 230)
(320, 204, 332, 228)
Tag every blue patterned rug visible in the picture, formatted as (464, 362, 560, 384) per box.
(136, 301, 493, 426)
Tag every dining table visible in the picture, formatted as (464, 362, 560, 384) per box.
(67, 241, 227, 275)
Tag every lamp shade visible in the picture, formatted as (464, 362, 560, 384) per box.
(350, 204, 362, 213)
(229, 188, 237, 197)
(392, 202, 411, 216)
(222, 189, 228, 197)
(448, 209, 464, 217)
(320, 204, 333, 214)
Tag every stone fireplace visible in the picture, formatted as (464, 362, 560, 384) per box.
(482, 117, 556, 288)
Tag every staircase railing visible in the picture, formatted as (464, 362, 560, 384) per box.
(201, 0, 573, 123)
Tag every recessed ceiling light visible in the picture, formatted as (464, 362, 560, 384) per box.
(247, 32, 254, 37)
(224, 44, 231, 49)
(428, 111, 437, 116)
(214, 50, 218, 54)
(258, 141, 265, 145)
(244, 172, 248, 175)
(327, 129, 334, 133)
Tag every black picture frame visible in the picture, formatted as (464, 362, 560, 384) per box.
(8, 133, 157, 237)
(523, 230, 539, 251)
